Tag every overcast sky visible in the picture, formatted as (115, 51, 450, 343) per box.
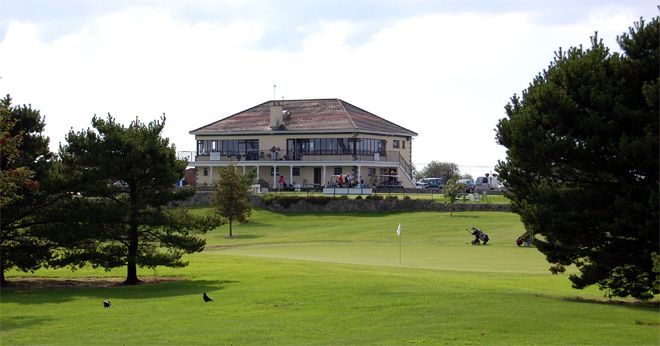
(1, 0, 656, 177)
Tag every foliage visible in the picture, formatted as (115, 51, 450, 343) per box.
(443, 178, 466, 216)
(0, 95, 59, 286)
(419, 161, 460, 182)
(0, 107, 34, 207)
(213, 165, 254, 238)
(58, 114, 219, 284)
(496, 18, 659, 299)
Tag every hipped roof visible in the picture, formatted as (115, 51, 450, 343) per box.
(190, 98, 417, 137)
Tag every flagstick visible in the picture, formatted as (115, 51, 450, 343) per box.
(399, 231, 402, 265)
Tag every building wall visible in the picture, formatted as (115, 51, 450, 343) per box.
(193, 132, 413, 188)
(195, 132, 411, 163)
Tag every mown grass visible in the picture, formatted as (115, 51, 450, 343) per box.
(2, 208, 658, 345)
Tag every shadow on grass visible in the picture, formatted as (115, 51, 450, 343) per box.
(562, 296, 660, 311)
(0, 315, 55, 332)
(0, 279, 239, 305)
(221, 234, 264, 239)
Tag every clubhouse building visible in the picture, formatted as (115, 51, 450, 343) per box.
(187, 99, 417, 189)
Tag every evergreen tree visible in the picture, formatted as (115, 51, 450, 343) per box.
(59, 115, 220, 284)
(496, 18, 659, 299)
(213, 166, 254, 238)
(0, 95, 58, 286)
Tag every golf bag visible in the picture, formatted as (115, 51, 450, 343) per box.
(516, 233, 533, 247)
(469, 227, 489, 245)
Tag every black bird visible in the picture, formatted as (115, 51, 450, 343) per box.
(203, 292, 213, 302)
(103, 300, 112, 308)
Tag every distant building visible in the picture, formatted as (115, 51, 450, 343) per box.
(187, 99, 417, 188)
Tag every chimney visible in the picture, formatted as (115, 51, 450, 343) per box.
(270, 101, 283, 129)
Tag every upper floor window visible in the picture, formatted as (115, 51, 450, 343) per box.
(402, 140, 405, 149)
(393, 140, 400, 148)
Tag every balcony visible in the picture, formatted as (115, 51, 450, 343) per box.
(189, 151, 403, 163)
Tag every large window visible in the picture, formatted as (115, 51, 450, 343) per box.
(197, 139, 259, 160)
(287, 137, 386, 158)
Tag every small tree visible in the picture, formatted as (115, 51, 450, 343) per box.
(214, 166, 255, 238)
(443, 178, 466, 216)
(59, 115, 220, 284)
(419, 161, 460, 183)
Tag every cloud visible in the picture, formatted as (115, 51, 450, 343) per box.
(0, 2, 656, 177)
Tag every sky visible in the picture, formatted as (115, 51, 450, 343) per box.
(0, 0, 656, 178)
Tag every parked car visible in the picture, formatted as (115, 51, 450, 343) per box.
(418, 177, 444, 189)
(457, 178, 475, 193)
(414, 181, 428, 189)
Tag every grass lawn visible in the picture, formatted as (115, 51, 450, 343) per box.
(2, 208, 658, 345)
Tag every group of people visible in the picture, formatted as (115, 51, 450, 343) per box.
(332, 174, 365, 188)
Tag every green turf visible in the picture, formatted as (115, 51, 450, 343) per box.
(2, 208, 658, 345)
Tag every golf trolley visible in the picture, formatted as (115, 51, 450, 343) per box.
(466, 227, 489, 245)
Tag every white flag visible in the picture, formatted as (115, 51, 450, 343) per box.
(396, 224, 401, 237)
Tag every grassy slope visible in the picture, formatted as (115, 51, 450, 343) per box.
(1, 208, 658, 345)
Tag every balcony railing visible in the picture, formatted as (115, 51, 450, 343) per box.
(179, 150, 410, 165)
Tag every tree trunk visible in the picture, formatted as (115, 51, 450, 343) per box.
(0, 263, 6, 287)
(124, 186, 141, 285)
(124, 224, 140, 285)
(229, 219, 233, 239)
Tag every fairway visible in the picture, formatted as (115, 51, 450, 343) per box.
(2, 209, 658, 345)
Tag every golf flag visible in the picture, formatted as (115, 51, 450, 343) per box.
(396, 224, 401, 237)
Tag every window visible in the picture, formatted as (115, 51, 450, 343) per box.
(203, 168, 208, 176)
(402, 140, 405, 149)
(393, 140, 400, 148)
(334, 167, 342, 175)
(293, 167, 300, 176)
(270, 167, 280, 176)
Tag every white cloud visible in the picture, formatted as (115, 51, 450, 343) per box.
(0, 3, 655, 178)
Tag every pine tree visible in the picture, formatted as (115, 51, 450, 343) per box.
(58, 115, 220, 284)
(0, 95, 57, 286)
(496, 17, 659, 299)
